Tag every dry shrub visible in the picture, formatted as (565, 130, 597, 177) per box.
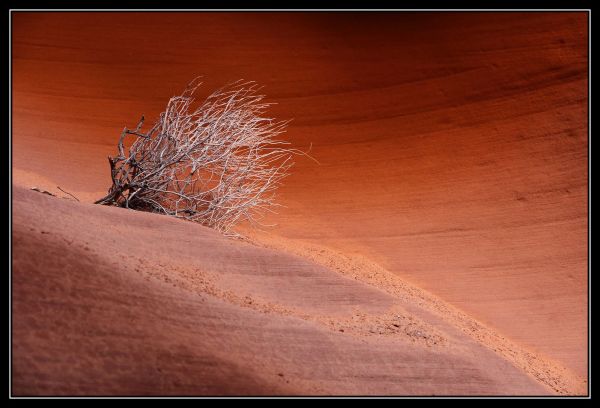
(96, 78, 305, 236)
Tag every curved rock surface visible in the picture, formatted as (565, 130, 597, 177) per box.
(11, 12, 588, 395)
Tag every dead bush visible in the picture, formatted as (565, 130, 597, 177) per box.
(96, 78, 304, 236)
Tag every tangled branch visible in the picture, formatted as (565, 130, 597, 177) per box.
(96, 78, 305, 236)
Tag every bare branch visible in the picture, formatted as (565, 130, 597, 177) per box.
(31, 187, 56, 197)
(57, 186, 80, 202)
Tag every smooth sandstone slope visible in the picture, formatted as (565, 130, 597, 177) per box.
(12, 12, 588, 386)
(13, 185, 560, 395)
